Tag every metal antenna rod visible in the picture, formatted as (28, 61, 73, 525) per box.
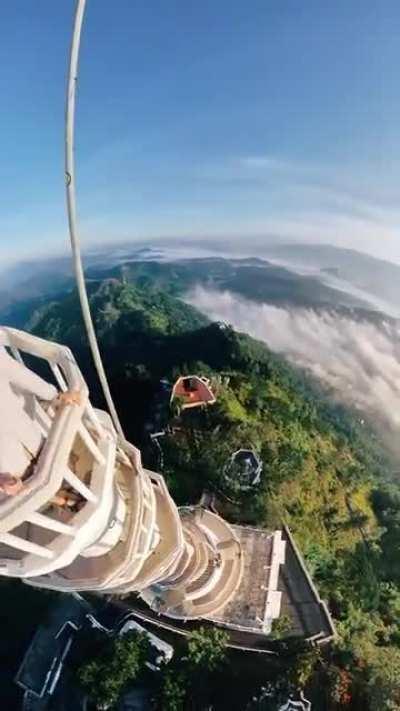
(65, 0, 125, 438)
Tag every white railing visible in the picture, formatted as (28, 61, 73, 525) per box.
(0, 327, 132, 574)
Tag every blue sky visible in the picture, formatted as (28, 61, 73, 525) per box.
(2, 1, 400, 265)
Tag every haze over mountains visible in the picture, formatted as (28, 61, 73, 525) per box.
(260, 243, 400, 318)
(2, 239, 400, 457)
(2, 240, 400, 316)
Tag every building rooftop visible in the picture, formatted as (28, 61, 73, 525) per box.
(208, 526, 285, 634)
(171, 375, 216, 410)
(15, 595, 88, 700)
(206, 524, 335, 644)
(278, 526, 336, 644)
(117, 687, 152, 711)
(279, 692, 312, 710)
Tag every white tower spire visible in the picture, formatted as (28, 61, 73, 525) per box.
(0, 327, 244, 622)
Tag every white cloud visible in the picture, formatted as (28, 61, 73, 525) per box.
(219, 154, 400, 263)
(5, 146, 400, 266)
(187, 286, 400, 443)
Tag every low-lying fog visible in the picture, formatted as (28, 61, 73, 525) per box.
(186, 285, 400, 452)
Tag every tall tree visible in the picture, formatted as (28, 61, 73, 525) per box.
(186, 627, 228, 672)
(77, 631, 150, 710)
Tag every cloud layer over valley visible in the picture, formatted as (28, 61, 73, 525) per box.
(187, 286, 400, 442)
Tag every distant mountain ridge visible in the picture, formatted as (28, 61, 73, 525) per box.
(87, 256, 382, 315)
(2, 241, 400, 326)
(261, 243, 400, 313)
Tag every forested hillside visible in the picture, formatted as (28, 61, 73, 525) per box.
(18, 279, 400, 709)
(87, 256, 373, 311)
